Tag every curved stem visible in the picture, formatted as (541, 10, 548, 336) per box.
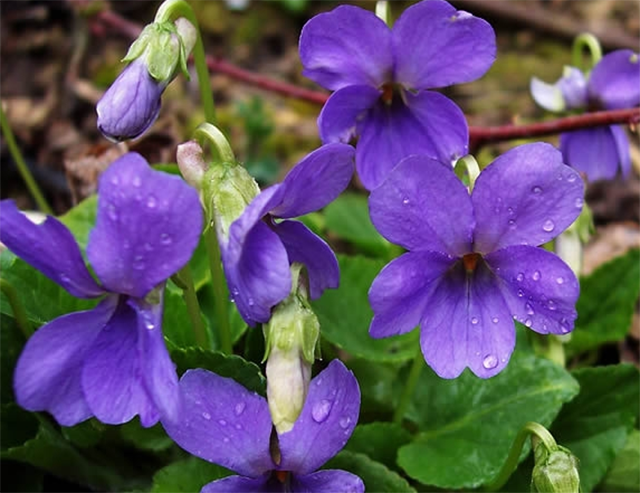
(0, 106, 53, 215)
(0, 278, 33, 339)
(176, 265, 209, 348)
(194, 123, 236, 163)
(484, 422, 557, 492)
(456, 154, 481, 192)
(572, 33, 603, 72)
(205, 228, 232, 354)
(393, 349, 424, 424)
(154, 0, 216, 124)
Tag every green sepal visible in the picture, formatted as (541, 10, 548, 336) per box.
(121, 24, 155, 63)
(532, 443, 581, 493)
(145, 22, 181, 82)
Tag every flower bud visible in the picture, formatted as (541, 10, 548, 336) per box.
(264, 266, 320, 433)
(96, 18, 196, 142)
(177, 140, 209, 190)
(532, 443, 580, 493)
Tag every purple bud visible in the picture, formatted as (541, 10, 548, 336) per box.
(96, 58, 165, 142)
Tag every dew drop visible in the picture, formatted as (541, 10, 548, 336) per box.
(532, 270, 541, 281)
(516, 273, 524, 282)
(133, 255, 145, 270)
(132, 175, 142, 187)
(471, 317, 479, 325)
(575, 197, 583, 208)
(111, 176, 120, 185)
(202, 412, 211, 420)
(218, 419, 227, 426)
(542, 219, 555, 232)
(235, 424, 242, 430)
(402, 197, 410, 205)
(524, 318, 533, 327)
(508, 219, 516, 229)
(107, 204, 118, 222)
(234, 402, 246, 416)
(517, 289, 524, 298)
(507, 207, 514, 215)
(315, 378, 323, 387)
(311, 399, 332, 423)
(492, 317, 499, 324)
(160, 233, 172, 245)
(482, 354, 498, 370)
(59, 273, 70, 285)
(525, 303, 535, 315)
(556, 277, 564, 285)
(232, 288, 240, 297)
(248, 298, 255, 307)
(223, 437, 229, 443)
(339, 416, 351, 429)
(147, 195, 157, 208)
(547, 299, 557, 311)
(566, 173, 577, 183)
(532, 186, 542, 194)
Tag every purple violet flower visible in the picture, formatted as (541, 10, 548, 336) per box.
(0, 153, 202, 426)
(96, 58, 166, 142)
(531, 50, 640, 181)
(368, 143, 584, 378)
(299, 0, 496, 190)
(162, 359, 363, 493)
(222, 143, 354, 326)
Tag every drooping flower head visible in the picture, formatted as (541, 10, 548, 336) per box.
(368, 143, 584, 378)
(299, 0, 496, 190)
(162, 359, 363, 493)
(0, 153, 202, 426)
(531, 50, 640, 181)
(97, 18, 196, 142)
(221, 143, 354, 326)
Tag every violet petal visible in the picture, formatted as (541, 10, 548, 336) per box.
(87, 152, 202, 299)
(472, 143, 584, 253)
(588, 49, 640, 110)
(392, 0, 496, 89)
(369, 154, 473, 256)
(420, 261, 515, 379)
(278, 360, 360, 475)
(299, 5, 393, 91)
(0, 200, 104, 298)
(162, 369, 275, 478)
(357, 91, 468, 190)
(13, 296, 117, 426)
(201, 475, 272, 493)
(369, 251, 455, 338)
(291, 470, 364, 493)
(486, 245, 579, 335)
(559, 126, 622, 182)
(318, 85, 381, 144)
(273, 220, 339, 300)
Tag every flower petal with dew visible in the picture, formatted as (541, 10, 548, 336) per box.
(163, 359, 364, 493)
(2, 152, 202, 426)
(369, 143, 584, 378)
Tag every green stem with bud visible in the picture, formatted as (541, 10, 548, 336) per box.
(571, 33, 602, 73)
(0, 106, 53, 215)
(393, 349, 424, 424)
(0, 278, 33, 339)
(484, 422, 557, 492)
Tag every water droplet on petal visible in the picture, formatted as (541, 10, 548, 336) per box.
(202, 412, 211, 420)
(482, 354, 498, 370)
(516, 273, 524, 282)
(133, 255, 145, 270)
(107, 204, 118, 222)
(524, 318, 533, 327)
(234, 402, 245, 416)
(339, 416, 351, 429)
(542, 219, 555, 232)
(160, 233, 172, 245)
(59, 273, 70, 285)
(525, 303, 535, 315)
(547, 299, 557, 311)
(567, 173, 577, 182)
(471, 317, 479, 325)
(575, 197, 583, 208)
(508, 219, 516, 229)
(315, 378, 323, 387)
(223, 437, 229, 443)
(218, 419, 227, 426)
(507, 207, 514, 215)
(402, 197, 410, 205)
(492, 317, 499, 324)
(248, 298, 255, 307)
(532, 271, 541, 281)
(532, 186, 542, 194)
(111, 176, 119, 185)
(312, 399, 332, 423)
(144, 242, 154, 252)
(147, 195, 157, 208)
(132, 175, 142, 187)
(517, 289, 524, 298)
(556, 277, 564, 285)
(235, 424, 242, 430)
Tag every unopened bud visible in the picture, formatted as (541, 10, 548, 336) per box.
(177, 140, 209, 190)
(532, 443, 580, 493)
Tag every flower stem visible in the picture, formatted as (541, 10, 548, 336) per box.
(194, 123, 235, 163)
(176, 265, 209, 348)
(0, 278, 33, 339)
(0, 106, 53, 215)
(484, 422, 557, 492)
(393, 348, 424, 424)
(154, 0, 216, 123)
(572, 33, 603, 73)
(456, 154, 481, 192)
(205, 228, 232, 354)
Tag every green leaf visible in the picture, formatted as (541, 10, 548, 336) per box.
(347, 359, 400, 418)
(119, 420, 173, 452)
(313, 255, 419, 363)
(550, 365, 640, 493)
(398, 352, 579, 489)
(61, 419, 105, 449)
(345, 422, 413, 470)
(162, 285, 202, 349)
(1, 460, 43, 492)
(0, 314, 25, 404)
(58, 195, 98, 251)
(325, 450, 416, 492)
(598, 429, 640, 492)
(0, 403, 39, 451)
(170, 347, 265, 395)
(151, 456, 230, 493)
(324, 193, 392, 257)
(569, 249, 640, 355)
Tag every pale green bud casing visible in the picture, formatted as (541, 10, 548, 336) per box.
(532, 443, 580, 493)
(264, 266, 321, 433)
(177, 140, 209, 191)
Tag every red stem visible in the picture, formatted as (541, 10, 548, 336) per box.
(93, 10, 640, 148)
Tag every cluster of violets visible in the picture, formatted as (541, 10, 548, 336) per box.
(2, 0, 638, 491)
